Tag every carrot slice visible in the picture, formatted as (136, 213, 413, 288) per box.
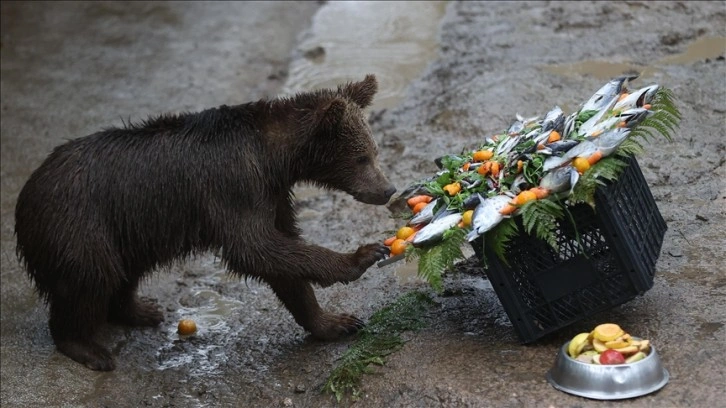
(587, 150, 603, 165)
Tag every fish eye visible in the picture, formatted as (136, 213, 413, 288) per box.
(356, 156, 370, 165)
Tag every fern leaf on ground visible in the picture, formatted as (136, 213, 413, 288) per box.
(323, 292, 434, 403)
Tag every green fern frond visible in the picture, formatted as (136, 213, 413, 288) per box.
(413, 228, 467, 291)
(570, 156, 629, 206)
(630, 88, 681, 143)
(323, 291, 433, 402)
(485, 217, 519, 264)
(519, 199, 564, 250)
(615, 137, 645, 157)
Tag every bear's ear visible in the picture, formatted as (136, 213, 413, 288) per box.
(340, 74, 378, 109)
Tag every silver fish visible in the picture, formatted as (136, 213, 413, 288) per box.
(533, 129, 554, 145)
(507, 120, 524, 135)
(547, 140, 580, 154)
(581, 74, 638, 112)
(465, 195, 512, 242)
(563, 112, 578, 138)
(541, 106, 565, 133)
(613, 84, 659, 111)
(496, 135, 521, 155)
(516, 113, 540, 128)
(509, 174, 530, 195)
(563, 140, 599, 161)
(620, 107, 654, 128)
(592, 128, 630, 156)
(543, 155, 568, 172)
(412, 213, 463, 247)
(544, 141, 600, 172)
(579, 98, 619, 137)
(540, 166, 578, 193)
(409, 198, 439, 225)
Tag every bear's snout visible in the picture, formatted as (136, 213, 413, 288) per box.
(384, 185, 397, 200)
(353, 184, 396, 205)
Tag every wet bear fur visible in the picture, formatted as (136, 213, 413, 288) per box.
(14, 75, 395, 371)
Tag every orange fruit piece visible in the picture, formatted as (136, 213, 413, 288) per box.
(178, 319, 197, 335)
(548, 130, 561, 143)
(443, 182, 461, 196)
(477, 161, 491, 176)
(530, 187, 550, 199)
(462, 210, 474, 227)
(383, 236, 397, 246)
(472, 150, 494, 162)
(490, 162, 501, 177)
(396, 226, 415, 240)
(412, 201, 428, 214)
(572, 157, 590, 174)
(390, 239, 407, 256)
(499, 203, 517, 215)
(515, 190, 537, 206)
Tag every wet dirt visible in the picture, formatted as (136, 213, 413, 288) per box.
(1, 1, 725, 408)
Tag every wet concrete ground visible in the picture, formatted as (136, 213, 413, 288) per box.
(2, 1, 725, 407)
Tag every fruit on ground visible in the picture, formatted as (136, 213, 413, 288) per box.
(178, 319, 197, 335)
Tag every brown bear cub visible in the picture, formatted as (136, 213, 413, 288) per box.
(15, 75, 395, 371)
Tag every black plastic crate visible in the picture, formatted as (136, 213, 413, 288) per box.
(473, 156, 667, 343)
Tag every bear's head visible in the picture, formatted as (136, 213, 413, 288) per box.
(300, 74, 396, 205)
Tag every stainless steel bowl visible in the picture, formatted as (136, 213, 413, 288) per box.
(546, 341, 669, 400)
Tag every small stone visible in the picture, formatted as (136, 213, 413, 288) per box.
(283, 398, 293, 407)
(294, 384, 306, 393)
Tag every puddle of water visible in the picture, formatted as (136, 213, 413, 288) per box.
(156, 287, 245, 374)
(281, 1, 448, 111)
(542, 36, 725, 81)
(657, 36, 726, 65)
(542, 61, 657, 81)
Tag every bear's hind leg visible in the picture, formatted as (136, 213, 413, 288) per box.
(266, 278, 365, 340)
(108, 275, 164, 327)
(48, 286, 115, 371)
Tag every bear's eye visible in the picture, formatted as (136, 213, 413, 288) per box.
(356, 156, 370, 165)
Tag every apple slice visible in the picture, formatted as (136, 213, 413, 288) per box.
(612, 345, 639, 356)
(600, 349, 626, 365)
(593, 338, 608, 353)
(605, 337, 631, 349)
(625, 351, 647, 363)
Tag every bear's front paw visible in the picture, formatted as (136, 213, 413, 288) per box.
(309, 312, 366, 340)
(351, 243, 390, 272)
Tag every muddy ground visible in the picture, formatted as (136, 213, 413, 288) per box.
(1, 1, 724, 407)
